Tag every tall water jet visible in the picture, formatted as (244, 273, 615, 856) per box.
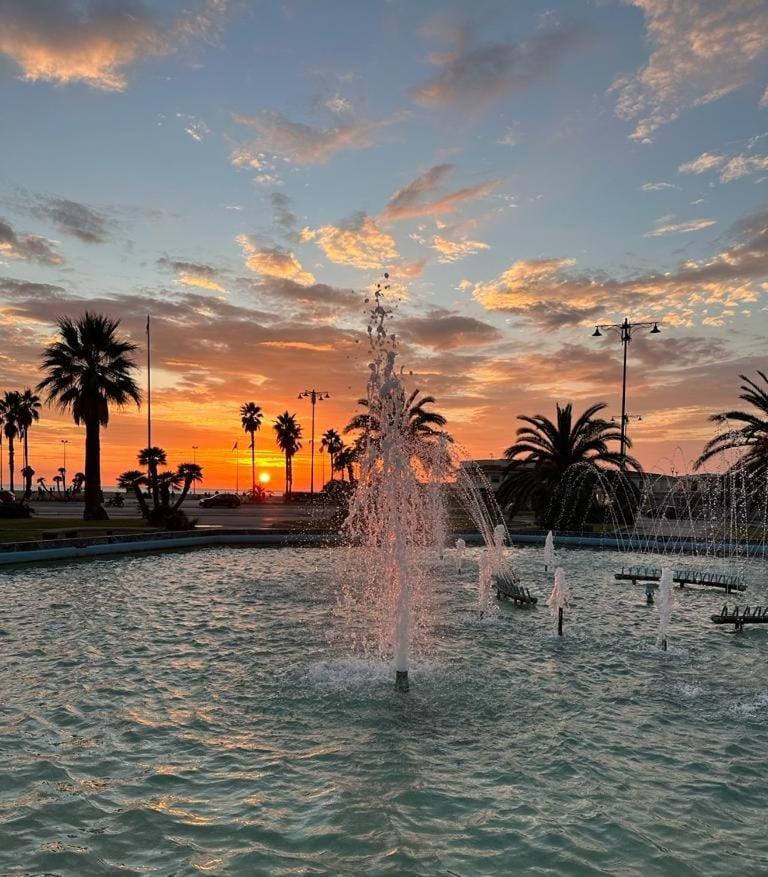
(547, 567, 570, 636)
(340, 278, 510, 690)
(455, 537, 466, 572)
(543, 530, 555, 571)
(656, 567, 675, 651)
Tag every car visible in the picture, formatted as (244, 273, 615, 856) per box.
(198, 492, 241, 509)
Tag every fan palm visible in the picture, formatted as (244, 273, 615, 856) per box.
(17, 389, 41, 472)
(240, 402, 263, 498)
(21, 465, 35, 499)
(0, 391, 22, 494)
(173, 463, 203, 510)
(498, 402, 641, 528)
(117, 469, 149, 517)
(334, 443, 358, 483)
(695, 371, 768, 490)
(274, 411, 302, 500)
(38, 313, 141, 519)
(345, 389, 448, 444)
(320, 428, 343, 482)
(138, 446, 167, 508)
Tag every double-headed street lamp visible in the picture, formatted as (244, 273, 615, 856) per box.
(298, 389, 329, 501)
(592, 317, 661, 464)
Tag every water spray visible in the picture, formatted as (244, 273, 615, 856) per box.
(547, 567, 570, 636)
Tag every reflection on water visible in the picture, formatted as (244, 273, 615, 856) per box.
(1, 546, 767, 875)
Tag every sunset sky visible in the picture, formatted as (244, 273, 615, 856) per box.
(1, 0, 767, 490)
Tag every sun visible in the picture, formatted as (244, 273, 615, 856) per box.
(258, 472, 271, 484)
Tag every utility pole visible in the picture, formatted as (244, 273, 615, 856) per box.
(592, 318, 661, 464)
(298, 389, 329, 501)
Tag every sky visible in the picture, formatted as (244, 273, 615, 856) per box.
(0, 0, 767, 490)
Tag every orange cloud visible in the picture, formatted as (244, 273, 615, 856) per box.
(431, 234, 490, 262)
(303, 214, 398, 270)
(236, 236, 315, 285)
(383, 164, 499, 220)
(0, 0, 228, 91)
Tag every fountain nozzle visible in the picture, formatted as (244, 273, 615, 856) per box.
(395, 670, 409, 693)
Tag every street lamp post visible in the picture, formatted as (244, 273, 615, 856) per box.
(298, 389, 329, 501)
(592, 317, 660, 464)
(192, 445, 199, 494)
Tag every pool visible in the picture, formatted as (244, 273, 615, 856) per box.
(1, 546, 767, 874)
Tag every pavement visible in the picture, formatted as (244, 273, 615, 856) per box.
(28, 497, 335, 530)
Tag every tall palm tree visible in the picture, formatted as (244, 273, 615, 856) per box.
(274, 411, 303, 500)
(117, 469, 149, 517)
(38, 313, 141, 520)
(17, 389, 41, 475)
(173, 463, 203, 510)
(345, 389, 448, 444)
(0, 391, 22, 494)
(240, 402, 263, 497)
(335, 443, 358, 483)
(138, 446, 167, 508)
(498, 402, 641, 528)
(695, 371, 768, 488)
(320, 428, 343, 482)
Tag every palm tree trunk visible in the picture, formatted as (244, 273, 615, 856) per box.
(7, 435, 15, 494)
(133, 486, 149, 517)
(329, 452, 335, 482)
(284, 452, 290, 502)
(251, 433, 256, 497)
(83, 412, 107, 520)
(23, 429, 28, 471)
(150, 463, 159, 509)
(173, 478, 193, 510)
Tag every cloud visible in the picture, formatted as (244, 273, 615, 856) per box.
(382, 164, 499, 220)
(0, 217, 63, 265)
(236, 235, 315, 285)
(412, 22, 587, 107)
(0, 0, 228, 91)
(679, 151, 768, 183)
(157, 256, 225, 292)
(640, 181, 679, 191)
(472, 208, 768, 328)
(612, 0, 768, 141)
(398, 309, 502, 350)
(176, 113, 210, 142)
(430, 235, 490, 262)
(270, 192, 299, 243)
(26, 194, 112, 243)
(232, 110, 392, 166)
(302, 213, 398, 270)
(644, 215, 716, 237)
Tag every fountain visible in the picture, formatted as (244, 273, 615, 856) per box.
(656, 567, 675, 651)
(455, 537, 466, 572)
(341, 278, 506, 690)
(543, 530, 555, 571)
(547, 566, 570, 636)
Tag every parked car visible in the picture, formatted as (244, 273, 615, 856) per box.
(198, 492, 241, 509)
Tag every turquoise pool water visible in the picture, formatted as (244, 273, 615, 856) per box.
(1, 546, 767, 875)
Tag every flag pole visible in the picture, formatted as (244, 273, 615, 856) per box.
(146, 314, 152, 449)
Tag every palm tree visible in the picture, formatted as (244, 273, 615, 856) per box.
(345, 389, 448, 444)
(274, 412, 303, 500)
(157, 470, 182, 508)
(240, 402, 264, 497)
(497, 402, 641, 529)
(71, 472, 86, 494)
(52, 474, 63, 496)
(138, 446, 167, 508)
(335, 443, 358, 483)
(38, 312, 141, 520)
(173, 463, 203, 510)
(320, 428, 343, 482)
(117, 469, 149, 517)
(0, 391, 22, 494)
(695, 371, 768, 489)
(21, 465, 35, 499)
(17, 389, 41, 475)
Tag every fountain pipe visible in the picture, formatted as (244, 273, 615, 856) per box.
(558, 606, 563, 637)
(395, 670, 409, 692)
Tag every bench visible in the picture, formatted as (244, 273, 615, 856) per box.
(494, 576, 538, 605)
(711, 605, 768, 631)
